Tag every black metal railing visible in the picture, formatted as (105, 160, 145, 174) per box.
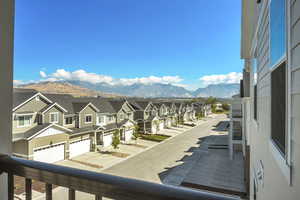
(0, 154, 240, 200)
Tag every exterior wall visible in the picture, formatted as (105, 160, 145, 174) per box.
(12, 140, 28, 158)
(28, 133, 69, 156)
(43, 106, 64, 126)
(246, 1, 299, 200)
(79, 106, 96, 128)
(13, 97, 49, 134)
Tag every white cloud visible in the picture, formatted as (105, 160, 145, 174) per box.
(39, 71, 47, 78)
(42, 69, 184, 86)
(13, 80, 24, 85)
(199, 72, 242, 86)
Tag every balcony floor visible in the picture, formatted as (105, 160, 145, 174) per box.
(181, 135, 246, 197)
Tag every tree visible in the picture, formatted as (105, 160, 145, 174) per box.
(132, 125, 140, 144)
(112, 129, 120, 150)
(205, 97, 217, 105)
(222, 103, 230, 111)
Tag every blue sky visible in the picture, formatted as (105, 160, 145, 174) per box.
(14, 0, 243, 90)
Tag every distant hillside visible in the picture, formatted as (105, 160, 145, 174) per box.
(19, 82, 122, 97)
(193, 83, 239, 98)
(67, 81, 193, 98)
(16, 81, 240, 98)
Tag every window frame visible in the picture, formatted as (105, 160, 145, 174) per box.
(85, 114, 93, 124)
(64, 116, 73, 125)
(268, 0, 291, 183)
(17, 115, 32, 128)
(49, 112, 59, 123)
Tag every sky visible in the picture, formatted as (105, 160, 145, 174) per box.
(14, 0, 243, 90)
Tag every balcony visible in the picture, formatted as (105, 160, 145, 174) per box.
(0, 154, 240, 200)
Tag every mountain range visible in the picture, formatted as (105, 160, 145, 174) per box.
(19, 81, 239, 98)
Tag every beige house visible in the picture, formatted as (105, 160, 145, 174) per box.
(240, 0, 300, 199)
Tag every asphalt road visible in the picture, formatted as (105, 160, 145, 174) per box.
(103, 114, 226, 183)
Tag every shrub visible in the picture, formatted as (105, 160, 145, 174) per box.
(112, 129, 120, 149)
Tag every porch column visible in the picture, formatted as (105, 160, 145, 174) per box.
(0, 0, 15, 199)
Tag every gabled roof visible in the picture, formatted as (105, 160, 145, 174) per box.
(44, 93, 75, 114)
(73, 97, 116, 114)
(13, 123, 72, 141)
(134, 100, 152, 110)
(72, 102, 99, 113)
(41, 102, 68, 113)
(13, 91, 53, 111)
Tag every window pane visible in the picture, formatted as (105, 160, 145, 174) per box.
(19, 116, 24, 126)
(270, 0, 286, 66)
(271, 62, 286, 154)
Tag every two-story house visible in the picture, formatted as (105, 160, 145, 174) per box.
(106, 99, 136, 143)
(129, 100, 160, 134)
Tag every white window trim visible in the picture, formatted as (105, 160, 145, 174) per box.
(17, 115, 32, 128)
(49, 112, 59, 123)
(85, 114, 93, 124)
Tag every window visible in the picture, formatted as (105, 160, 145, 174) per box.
(18, 115, 32, 127)
(35, 96, 40, 101)
(254, 85, 258, 120)
(270, 0, 286, 67)
(65, 117, 73, 125)
(271, 62, 286, 155)
(50, 112, 59, 123)
(98, 116, 105, 123)
(85, 115, 92, 123)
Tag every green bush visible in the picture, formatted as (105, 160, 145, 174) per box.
(112, 130, 120, 149)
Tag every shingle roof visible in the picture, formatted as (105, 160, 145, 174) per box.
(70, 125, 102, 135)
(107, 99, 126, 113)
(73, 97, 116, 114)
(44, 94, 75, 114)
(134, 101, 151, 110)
(72, 102, 90, 113)
(13, 91, 39, 109)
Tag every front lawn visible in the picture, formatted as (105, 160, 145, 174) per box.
(139, 134, 171, 142)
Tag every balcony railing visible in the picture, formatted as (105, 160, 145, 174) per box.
(0, 154, 240, 200)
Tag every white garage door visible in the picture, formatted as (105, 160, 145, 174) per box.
(33, 143, 65, 163)
(168, 120, 172, 127)
(159, 122, 164, 130)
(69, 138, 91, 158)
(103, 134, 113, 147)
(125, 129, 133, 142)
(152, 125, 157, 134)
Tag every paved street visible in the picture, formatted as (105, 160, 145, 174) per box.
(103, 114, 226, 183)
(33, 114, 226, 200)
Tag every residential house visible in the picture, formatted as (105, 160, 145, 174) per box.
(106, 99, 137, 143)
(128, 100, 160, 134)
(239, 0, 300, 199)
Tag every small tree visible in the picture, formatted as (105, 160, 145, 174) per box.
(132, 125, 140, 144)
(222, 103, 230, 111)
(112, 129, 120, 150)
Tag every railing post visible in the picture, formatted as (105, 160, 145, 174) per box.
(7, 173, 14, 200)
(69, 188, 75, 200)
(45, 184, 52, 200)
(25, 178, 32, 200)
(95, 195, 102, 200)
